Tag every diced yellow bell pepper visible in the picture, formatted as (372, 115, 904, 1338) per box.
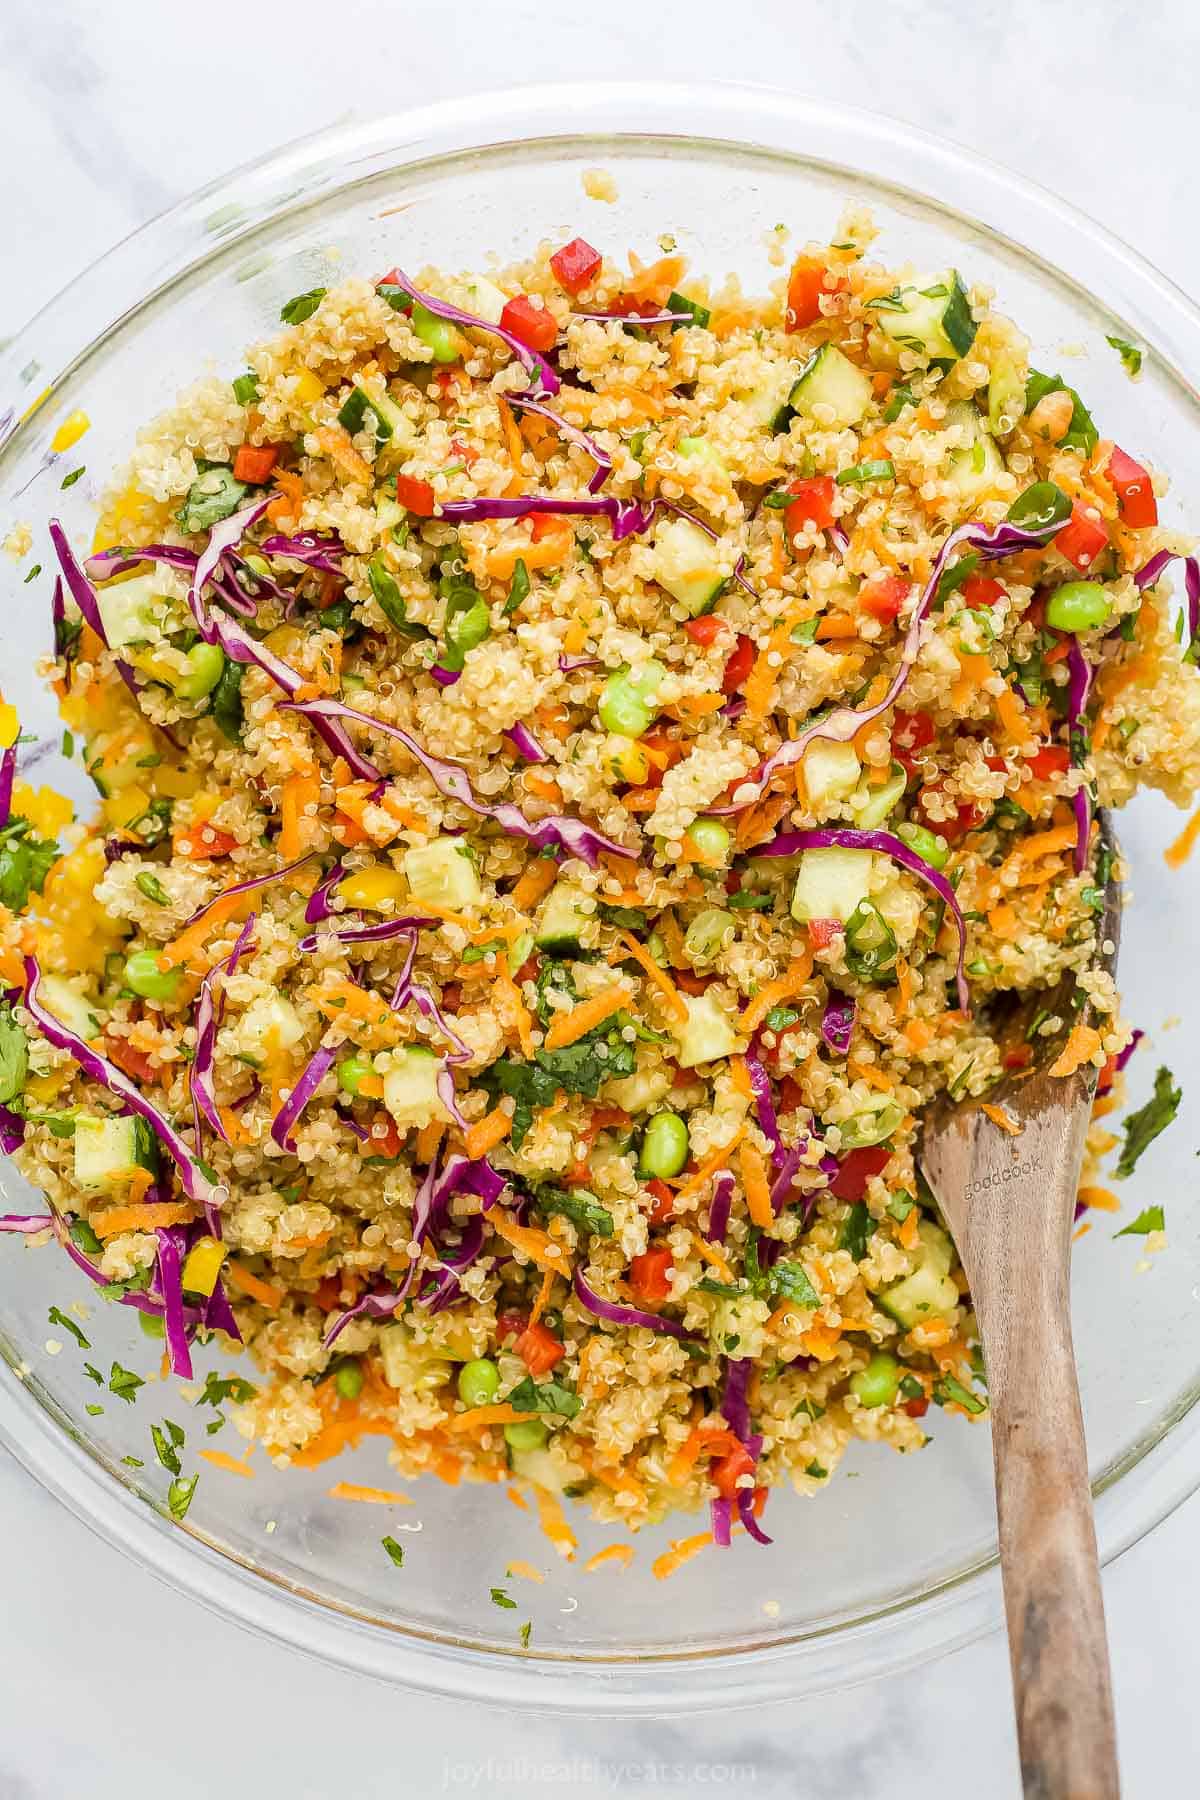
(50, 409, 91, 454)
(337, 865, 409, 912)
(291, 368, 325, 407)
(181, 1236, 228, 1299)
(103, 785, 152, 830)
(12, 782, 73, 838)
(0, 704, 19, 751)
(151, 763, 203, 800)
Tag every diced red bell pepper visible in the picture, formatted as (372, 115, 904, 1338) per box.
(104, 1036, 159, 1085)
(903, 1396, 930, 1419)
(722, 633, 756, 695)
(365, 1111, 404, 1160)
(777, 1075, 806, 1114)
(1054, 502, 1109, 573)
(858, 573, 909, 623)
(785, 256, 844, 331)
(232, 443, 280, 484)
(449, 436, 479, 468)
(529, 512, 567, 542)
(496, 1310, 527, 1345)
(514, 1320, 565, 1376)
(174, 823, 239, 859)
(829, 1145, 891, 1201)
(806, 917, 843, 951)
(395, 473, 436, 517)
(1107, 446, 1158, 528)
(629, 1245, 674, 1305)
(550, 237, 602, 295)
(674, 970, 712, 997)
(685, 614, 725, 647)
(499, 294, 558, 353)
(915, 782, 984, 842)
(1004, 1044, 1034, 1071)
(891, 709, 936, 776)
(784, 476, 836, 536)
(645, 1179, 677, 1226)
(711, 1442, 757, 1499)
(960, 574, 1007, 609)
(317, 571, 345, 609)
(1025, 743, 1070, 782)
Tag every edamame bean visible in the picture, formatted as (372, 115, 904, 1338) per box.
(638, 1110, 690, 1179)
(1045, 581, 1111, 633)
(338, 1056, 372, 1095)
(895, 821, 950, 871)
(597, 660, 665, 739)
(849, 1351, 901, 1408)
(175, 643, 226, 700)
(503, 1417, 549, 1452)
(410, 301, 460, 364)
(335, 1358, 364, 1401)
(123, 949, 182, 1004)
(457, 1358, 501, 1408)
(687, 816, 731, 863)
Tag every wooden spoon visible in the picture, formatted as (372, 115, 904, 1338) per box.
(920, 816, 1122, 1799)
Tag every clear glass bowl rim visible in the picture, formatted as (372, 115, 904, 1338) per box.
(3, 79, 1200, 1713)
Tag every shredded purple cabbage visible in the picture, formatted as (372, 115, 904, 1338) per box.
(705, 1169, 734, 1244)
(259, 531, 347, 573)
(155, 1225, 193, 1379)
(379, 268, 560, 397)
(572, 1266, 693, 1338)
(737, 1489, 773, 1545)
(754, 828, 971, 1012)
(191, 914, 258, 1146)
(1065, 640, 1095, 874)
(438, 493, 656, 542)
(48, 518, 141, 697)
(271, 1043, 338, 1151)
(503, 722, 548, 764)
(710, 1495, 733, 1547)
(720, 514, 1061, 813)
(1135, 549, 1200, 647)
(174, 852, 314, 943)
(323, 1288, 406, 1350)
(24, 955, 225, 1212)
(188, 497, 271, 637)
(505, 392, 612, 494)
(297, 913, 436, 955)
(820, 994, 855, 1056)
(304, 861, 347, 924)
(280, 697, 631, 865)
(743, 1054, 781, 1160)
(0, 744, 16, 833)
(0, 1212, 51, 1233)
(558, 653, 601, 674)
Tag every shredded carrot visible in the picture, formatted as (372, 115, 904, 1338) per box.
(740, 953, 813, 1035)
(895, 957, 914, 1015)
(799, 1322, 843, 1361)
(197, 1449, 255, 1478)
(995, 685, 1035, 749)
(744, 609, 807, 718)
(486, 530, 571, 582)
(279, 770, 320, 860)
(414, 1118, 445, 1165)
(463, 1105, 512, 1161)
(533, 1486, 578, 1559)
(304, 978, 401, 1044)
(729, 1056, 754, 1101)
(327, 1482, 414, 1505)
(611, 929, 687, 1022)
(672, 693, 725, 718)
(92, 1200, 193, 1240)
(543, 984, 629, 1051)
(494, 965, 535, 1058)
(506, 1483, 530, 1513)
(735, 789, 793, 852)
(667, 1419, 739, 1485)
(226, 1261, 285, 1310)
(505, 1559, 545, 1584)
(528, 1265, 556, 1329)
(1049, 1022, 1103, 1078)
(312, 424, 373, 485)
(670, 1130, 747, 1204)
(1076, 1184, 1121, 1214)
(496, 395, 527, 495)
(523, 771, 563, 804)
(1165, 806, 1200, 869)
(898, 1207, 921, 1251)
(511, 858, 559, 911)
(625, 253, 686, 303)
(814, 614, 858, 641)
(847, 1058, 894, 1092)
(693, 1235, 736, 1285)
(981, 1102, 1022, 1136)
(446, 1403, 539, 1434)
(584, 1543, 636, 1574)
(1073, 1220, 1093, 1242)
(489, 1209, 568, 1275)
(987, 902, 1020, 940)
(652, 1531, 713, 1580)
(737, 1139, 775, 1230)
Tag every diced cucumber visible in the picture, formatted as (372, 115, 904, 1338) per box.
(987, 356, 1026, 435)
(603, 1064, 674, 1113)
(942, 401, 1004, 499)
(803, 740, 861, 808)
(790, 847, 875, 924)
(39, 976, 100, 1041)
(535, 881, 592, 953)
(875, 271, 977, 363)
(338, 380, 417, 453)
(403, 837, 482, 911)
(74, 1114, 159, 1192)
(95, 574, 165, 650)
(237, 991, 305, 1056)
(683, 907, 734, 964)
(647, 516, 726, 616)
(674, 991, 739, 1068)
(788, 345, 873, 429)
(509, 1445, 568, 1492)
(737, 362, 799, 433)
(878, 1221, 959, 1329)
(852, 764, 907, 829)
(462, 275, 509, 324)
(378, 1322, 452, 1394)
(382, 1045, 445, 1130)
(838, 1095, 904, 1148)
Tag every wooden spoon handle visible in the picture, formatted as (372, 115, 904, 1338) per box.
(983, 1283, 1119, 1798)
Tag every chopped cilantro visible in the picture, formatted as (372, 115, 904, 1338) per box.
(481, 1030, 636, 1150)
(381, 1535, 405, 1568)
(505, 558, 531, 616)
(151, 1423, 183, 1476)
(167, 1474, 198, 1520)
(520, 1620, 533, 1648)
(108, 1361, 145, 1405)
(47, 1305, 89, 1349)
(805, 1460, 829, 1479)
(933, 1374, 986, 1416)
(490, 1586, 517, 1609)
(279, 287, 327, 326)
(1114, 1204, 1165, 1239)
(1024, 371, 1097, 456)
(24, 563, 42, 585)
(507, 1374, 581, 1419)
(82, 1362, 103, 1386)
(839, 1201, 873, 1263)
(768, 1260, 821, 1309)
(1105, 335, 1143, 379)
(534, 1184, 614, 1240)
(1116, 1066, 1181, 1178)
(0, 817, 59, 911)
(763, 1006, 801, 1032)
(198, 1371, 258, 1409)
(60, 466, 86, 490)
(887, 1189, 915, 1224)
(727, 890, 774, 912)
(232, 371, 260, 405)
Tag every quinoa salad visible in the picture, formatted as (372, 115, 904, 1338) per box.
(1, 214, 1197, 1553)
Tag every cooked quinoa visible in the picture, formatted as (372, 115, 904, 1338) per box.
(3, 216, 1199, 1543)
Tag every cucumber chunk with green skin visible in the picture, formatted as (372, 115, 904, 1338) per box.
(737, 362, 800, 433)
(382, 1046, 446, 1130)
(74, 1114, 159, 1192)
(838, 1094, 904, 1148)
(647, 516, 727, 616)
(852, 764, 907, 829)
(941, 401, 1004, 499)
(403, 837, 482, 910)
(535, 882, 592, 953)
(95, 574, 164, 649)
(790, 847, 876, 924)
(878, 1220, 959, 1328)
(338, 381, 418, 452)
(874, 271, 977, 363)
(673, 991, 739, 1068)
(987, 356, 1026, 435)
(38, 975, 100, 1041)
(683, 907, 735, 964)
(788, 344, 874, 428)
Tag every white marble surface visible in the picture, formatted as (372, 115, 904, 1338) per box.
(4, 1, 1200, 1792)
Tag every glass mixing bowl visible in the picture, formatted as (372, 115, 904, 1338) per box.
(2, 83, 1199, 1714)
